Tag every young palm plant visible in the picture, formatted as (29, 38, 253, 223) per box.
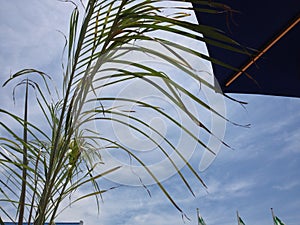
(0, 0, 247, 224)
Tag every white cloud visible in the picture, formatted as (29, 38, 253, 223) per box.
(203, 177, 255, 201)
(273, 180, 300, 191)
(0, 1, 72, 72)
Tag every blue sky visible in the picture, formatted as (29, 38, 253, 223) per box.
(1, 1, 300, 225)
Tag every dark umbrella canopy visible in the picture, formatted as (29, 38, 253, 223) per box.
(193, 1, 300, 97)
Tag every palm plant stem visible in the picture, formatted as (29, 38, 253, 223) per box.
(18, 79, 29, 225)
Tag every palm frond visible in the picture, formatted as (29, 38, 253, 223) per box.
(0, 0, 248, 223)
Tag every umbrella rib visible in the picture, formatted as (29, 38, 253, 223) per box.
(225, 14, 300, 87)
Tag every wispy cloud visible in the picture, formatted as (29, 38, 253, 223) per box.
(273, 180, 300, 191)
(203, 177, 255, 201)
